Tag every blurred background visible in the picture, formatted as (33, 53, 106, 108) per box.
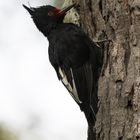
(0, 0, 87, 140)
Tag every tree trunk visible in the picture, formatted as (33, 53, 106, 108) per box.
(64, 0, 140, 139)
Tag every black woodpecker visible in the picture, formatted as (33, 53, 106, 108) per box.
(23, 3, 101, 139)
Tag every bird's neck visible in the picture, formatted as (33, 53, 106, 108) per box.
(46, 23, 64, 38)
(43, 22, 63, 37)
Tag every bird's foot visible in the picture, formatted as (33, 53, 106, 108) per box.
(93, 39, 112, 43)
(93, 39, 112, 48)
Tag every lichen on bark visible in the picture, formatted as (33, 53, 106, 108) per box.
(63, 0, 80, 25)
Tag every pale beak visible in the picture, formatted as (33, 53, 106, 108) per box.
(57, 3, 76, 15)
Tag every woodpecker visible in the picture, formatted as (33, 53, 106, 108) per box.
(23, 3, 101, 139)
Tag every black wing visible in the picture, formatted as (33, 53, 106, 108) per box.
(48, 24, 101, 124)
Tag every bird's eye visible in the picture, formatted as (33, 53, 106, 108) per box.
(48, 11, 54, 16)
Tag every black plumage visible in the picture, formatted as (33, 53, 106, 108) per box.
(23, 3, 101, 138)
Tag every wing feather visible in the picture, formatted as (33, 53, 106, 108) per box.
(59, 61, 98, 122)
(71, 63, 98, 122)
(59, 67, 82, 104)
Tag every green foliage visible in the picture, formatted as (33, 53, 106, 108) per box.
(53, 0, 64, 7)
(0, 126, 18, 140)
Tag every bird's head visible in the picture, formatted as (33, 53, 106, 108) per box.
(23, 4, 75, 36)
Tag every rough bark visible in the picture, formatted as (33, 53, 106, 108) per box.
(64, 0, 140, 139)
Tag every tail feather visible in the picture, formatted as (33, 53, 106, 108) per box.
(88, 125, 96, 140)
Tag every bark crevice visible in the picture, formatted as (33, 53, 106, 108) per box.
(64, 0, 140, 139)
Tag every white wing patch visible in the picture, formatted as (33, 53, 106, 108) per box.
(59, 67, 82, 104)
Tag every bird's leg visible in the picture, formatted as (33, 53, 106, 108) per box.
(95, 39, 113, 76)
(92, 39, 112, 48)
(93, 39, 112, 43)
(92, 39, 112, 47)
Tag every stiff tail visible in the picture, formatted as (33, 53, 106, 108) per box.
(88, 125, 96, 140)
